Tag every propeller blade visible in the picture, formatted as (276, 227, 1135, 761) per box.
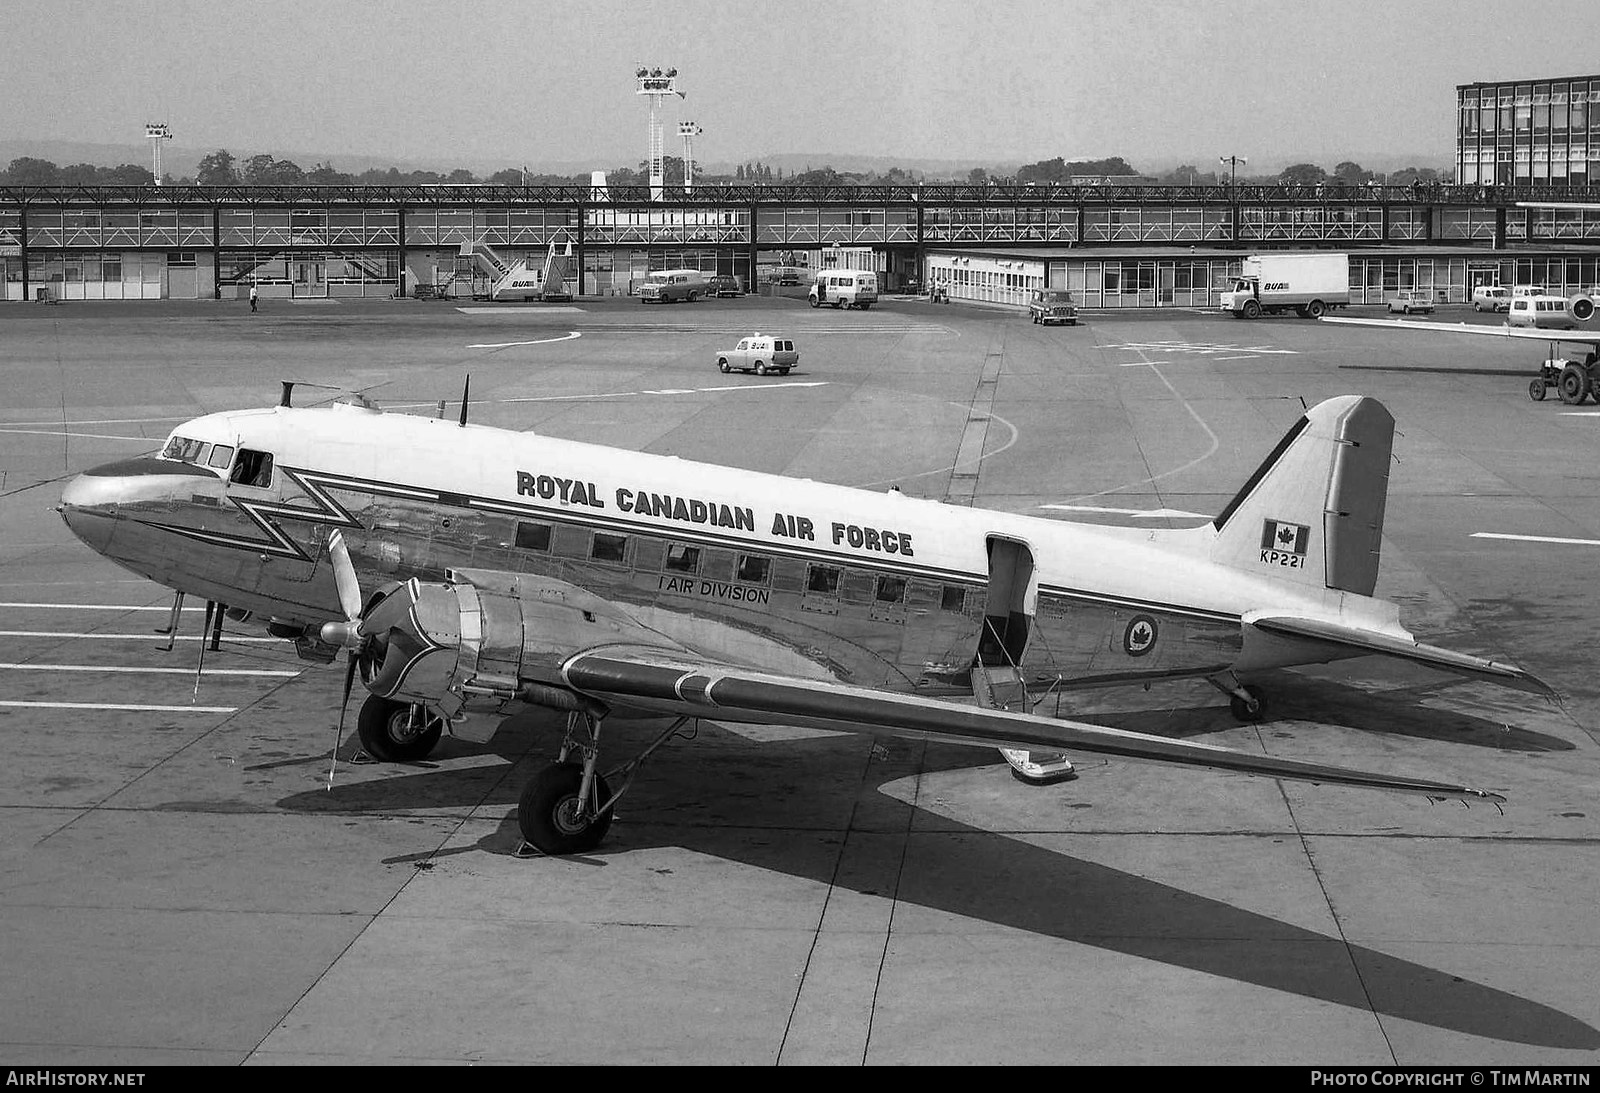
(328, 529, 362, 623)
(328, 650, 359, 790)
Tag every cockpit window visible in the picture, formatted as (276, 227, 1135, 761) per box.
(230, 448, 274, 488)
(207, 444, 235, 470)
(162, 436, 207, 463)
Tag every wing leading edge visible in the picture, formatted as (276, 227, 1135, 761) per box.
(1320, 315, 1600, 345)
(559, 650, 1504, 803)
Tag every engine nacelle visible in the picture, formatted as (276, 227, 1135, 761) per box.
(354, 571, 683, 720)
(1570, 293, 1595, 324)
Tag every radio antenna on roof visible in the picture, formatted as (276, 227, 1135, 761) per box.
(280, 381, 295, 407)
(459, 374, 470, 427)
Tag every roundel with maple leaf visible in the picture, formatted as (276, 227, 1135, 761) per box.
(1123, 614, 1158, 657)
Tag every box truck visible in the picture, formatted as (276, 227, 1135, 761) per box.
(1220, 253, 1350, 319)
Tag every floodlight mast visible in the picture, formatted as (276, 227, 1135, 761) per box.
(679, 121, 702, 195)
(145, 124, 173, 186)
(636, 66, 684, 201)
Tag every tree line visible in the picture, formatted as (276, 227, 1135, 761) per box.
(1, 149, 1450, 189)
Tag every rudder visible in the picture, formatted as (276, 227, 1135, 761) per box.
(1210, 396, 1393, 596)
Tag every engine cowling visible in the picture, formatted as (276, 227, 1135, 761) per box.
(1570, 293, 1595, 323)
(352, 572, 688, 720)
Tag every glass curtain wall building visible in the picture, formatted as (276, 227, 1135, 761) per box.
(1457, 74, 1599, 187)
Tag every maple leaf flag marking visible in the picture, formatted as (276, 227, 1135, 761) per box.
(1259, 519, 1310, 570)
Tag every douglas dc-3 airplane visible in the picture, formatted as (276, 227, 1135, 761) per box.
(57, 388, 1549, 853)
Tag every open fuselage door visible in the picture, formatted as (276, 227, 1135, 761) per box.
(971, 537, 1074, 782)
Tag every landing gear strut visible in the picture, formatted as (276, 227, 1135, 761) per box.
(516, 709, 696, 856)
(1209, 672, 1267, 723)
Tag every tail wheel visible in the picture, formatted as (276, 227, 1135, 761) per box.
(518, 763, 614, 855)
(1529, 378, 1548, 401)
(1229, 684, 1267, 723)
(357, 696, 444, 762)
(1559, 364, 1589, 405)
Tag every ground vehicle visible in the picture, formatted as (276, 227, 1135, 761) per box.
(809, 269, 878, 309)
(1027, 289, 1079, 326)
(1220, 252, 1349, 318)
(1508, 293, 1596, 330)
(1529, 351, 1600, 404)
(707, 274, 742, 297)
(715, 333, 798, 375)
(1387, 290, 1435, 315)
(1472, 285, 1510, 312)
(638, 269, 706, 303)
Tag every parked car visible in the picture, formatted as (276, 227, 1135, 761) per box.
(1387, 290, 1435, 315)
(1472, 285, 1510, 313)
(714, 333, 799, 376)
(1027, 289, 1079, 326)
(638, 268, 706, 303)
(707, 274, 742, 298)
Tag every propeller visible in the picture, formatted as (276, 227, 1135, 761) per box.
(320, 529, 365, 788)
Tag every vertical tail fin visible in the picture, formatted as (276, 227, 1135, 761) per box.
(1210, 396, 1393, 596)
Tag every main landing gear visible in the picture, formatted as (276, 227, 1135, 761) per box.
(1209, 672, 1268, 723)
(516, 707, 697, 856)
(357, 695, 445, 761)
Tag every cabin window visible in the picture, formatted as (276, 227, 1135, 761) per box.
(515, 521, 552, 551)
(206, 444, 235, 470)
(806, 564, 841, 595)
(736, 554, 770, 584)
(876, 575, 907, 604)
(590, 532, 627, 563)
(664, 543, 700, 573)
(941, 585, 967, 612)
(230, 448, 274, 488)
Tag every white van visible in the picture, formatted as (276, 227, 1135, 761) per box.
(638, 269, 707, 303)
(809, 269, 878, 310)
(1472, 285, 1510, 312)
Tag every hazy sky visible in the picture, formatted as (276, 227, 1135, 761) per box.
(5, 0, 1598, 170)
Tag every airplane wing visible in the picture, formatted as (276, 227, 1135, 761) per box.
(352, 568, 1506, 803)
(1320, 315, 1600, 345)
(1247, 614, 1555, 697)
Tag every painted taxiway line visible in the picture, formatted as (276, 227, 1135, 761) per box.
(0, 700, 239, 713)
(1213, 355, 1260, 361)
(0, 416, 186, 427)
(466, 331, 583, 349)
(0, 602, 208, 612)
(0, 429, 158, 443)
(1472, 533, 1600, 546)
(1118, 360, 1175, 367)
(1039, 504, 1212, 519)
(0, 631, 281, 642)
(495, 381, 830, 404)
(456, 306, 585, 315)
(0, 663, 299, 677)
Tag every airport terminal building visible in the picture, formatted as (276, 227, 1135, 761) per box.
(2, 181, 1598, 307)
(1457, 72, 1600, 187)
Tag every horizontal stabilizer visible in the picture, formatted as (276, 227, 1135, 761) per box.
(1320, 315, 1600, 346)
(1250, 616, 1555, 697)
(561, 652, 1503, 803)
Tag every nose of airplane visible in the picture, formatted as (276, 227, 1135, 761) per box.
(59, 455, 217, 555)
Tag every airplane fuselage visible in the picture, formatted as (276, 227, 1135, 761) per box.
(60, 402, 1383, 702)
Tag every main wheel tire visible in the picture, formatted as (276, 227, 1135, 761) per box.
(1228, 684, 1267, 723)
(718, 358, 731, 373)
(1242, 299, 1262, 319)
(1306, 299, 1326, 319)
(357, 696, 444, 762)
(755, 361, 768, 375)
(518, 763, 614, 855)
(1559, 364, 1589, 405)
(1529, 378, 1548, 401)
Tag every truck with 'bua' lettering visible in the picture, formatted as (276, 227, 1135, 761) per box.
(1220, 252, 1350, 319)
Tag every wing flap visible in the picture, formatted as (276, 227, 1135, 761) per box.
(560, 652, 1502, 802)
(1251, 616, 1554, 697)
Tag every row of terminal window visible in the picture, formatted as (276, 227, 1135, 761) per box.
(515, 519, 966, 611)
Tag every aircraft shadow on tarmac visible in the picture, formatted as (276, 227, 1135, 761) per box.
(276, 714, 1598, 1050)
